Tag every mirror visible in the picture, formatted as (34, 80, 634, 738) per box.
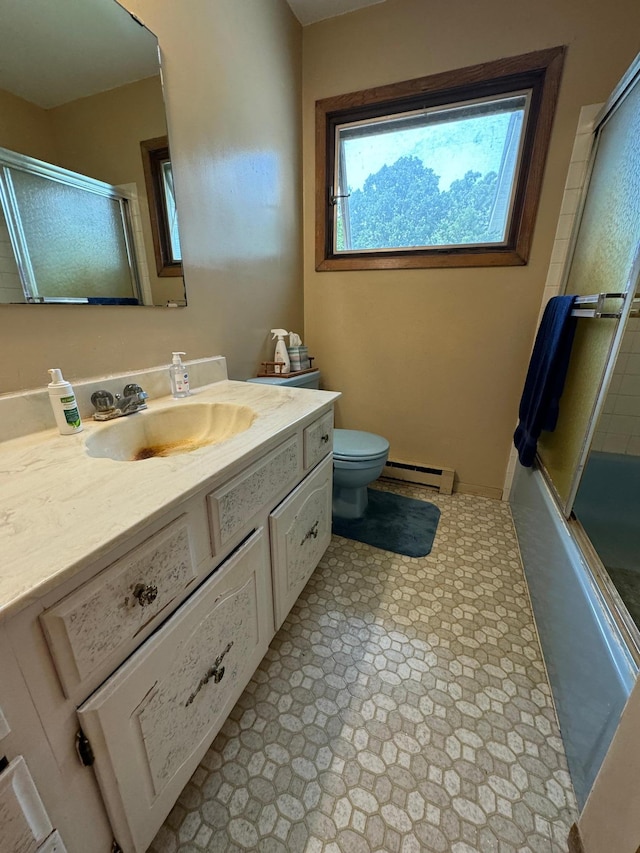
(0, 0, 186, 307)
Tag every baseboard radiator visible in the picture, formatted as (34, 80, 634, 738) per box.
(382, 459, 455, 495)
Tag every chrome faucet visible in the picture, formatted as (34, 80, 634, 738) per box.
(91, 384, 148, 420)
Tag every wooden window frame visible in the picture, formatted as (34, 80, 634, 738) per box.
(140, 136, 182, 277)
(315, 46, 566, 271)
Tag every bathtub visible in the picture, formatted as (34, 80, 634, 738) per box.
(510, 463, 636, 808)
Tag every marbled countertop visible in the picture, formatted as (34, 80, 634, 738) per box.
(0, 379, 339, 622)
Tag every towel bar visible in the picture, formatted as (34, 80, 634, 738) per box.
(570, 292, 635, 319)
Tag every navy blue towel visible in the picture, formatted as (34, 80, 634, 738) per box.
(514, 295, 577, 467)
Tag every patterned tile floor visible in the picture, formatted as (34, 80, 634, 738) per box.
(150, 482, 577, 853)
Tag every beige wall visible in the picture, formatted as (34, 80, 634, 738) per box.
(302, 0, 640, 494)
(50, 76, 182, 306)
(578, 678, 640, 852)
(0, 87, 58, 163)
(0, 0, 303, 393)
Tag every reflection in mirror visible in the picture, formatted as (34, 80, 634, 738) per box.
(0, 0, 186, 307)
(0, 146, 146, 304)
(140, 137, 183, 278)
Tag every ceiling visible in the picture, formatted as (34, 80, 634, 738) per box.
(0, 0, 387, 110)
(0, 0, 159, 109)
(286, 0, 386, 26)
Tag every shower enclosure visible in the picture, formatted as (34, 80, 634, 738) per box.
(540, 56, 640, 656)
(574, 299, 640, 640)
(0, 146, 146, 305)
(511, 52, 640, 808)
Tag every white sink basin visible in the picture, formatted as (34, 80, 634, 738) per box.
(85, 402, 257, 461)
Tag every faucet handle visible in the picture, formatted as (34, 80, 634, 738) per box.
(123, 383, 148, 401)
(91, 389, 115, 412)
(122, 384, 148, 412)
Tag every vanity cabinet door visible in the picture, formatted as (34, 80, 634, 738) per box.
(77, 528, 273, 853)
(0, 756, 53, 853)
(270, 455, 333, 630)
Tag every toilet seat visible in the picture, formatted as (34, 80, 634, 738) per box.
(333, 429, 390, 462)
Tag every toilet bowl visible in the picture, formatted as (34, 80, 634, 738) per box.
(247, 371, 389, 520)
(332, 428, 389, 519)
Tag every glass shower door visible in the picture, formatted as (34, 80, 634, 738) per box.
(538, 57, 640, 656)
(538, 59, 640, 514)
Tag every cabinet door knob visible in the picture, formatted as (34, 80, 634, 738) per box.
(321, 433, 330, 443)
(132, 583, 158, 607)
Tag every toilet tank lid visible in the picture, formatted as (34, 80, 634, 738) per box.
(333, 429, 389, 458)
(246, 370, 320, 388)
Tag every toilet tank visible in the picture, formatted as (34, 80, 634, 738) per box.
(247, 370, 321, 389)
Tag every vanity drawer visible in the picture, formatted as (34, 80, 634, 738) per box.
(40, 514, 199, 698)
(207, 434, 301, 555)
(0, 756, 53, 853)
(77, 528, 273, 853)
(270, 454, 333, 630)
(303, 410, 333, 470)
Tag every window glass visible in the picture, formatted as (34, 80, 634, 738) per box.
(161, 160, 182, 262)
(335, 93, 529, 253)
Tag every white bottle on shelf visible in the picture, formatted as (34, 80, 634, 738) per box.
(271, 329, 290, 374)
(47, 369, 83, 434)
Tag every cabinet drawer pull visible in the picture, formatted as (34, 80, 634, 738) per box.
(185, 641, 233, 706)
(132, 582, 158, 607)
(321, 433, 330, 444)
(301, 520, 319, 545)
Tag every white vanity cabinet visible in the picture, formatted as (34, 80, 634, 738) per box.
(0, 399, 336, 853)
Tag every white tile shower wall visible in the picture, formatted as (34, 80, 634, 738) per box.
(592, 316, 640, 455)
(0, 209, 23, 304)
(502, 103, 602, 501)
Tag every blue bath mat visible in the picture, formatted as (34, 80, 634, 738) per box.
(332, 488, 440, 557)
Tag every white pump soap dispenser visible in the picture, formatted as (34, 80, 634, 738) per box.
(47, 368, 83, 434)
(271, 329, 290, 374)
(169, 352, 190, 398)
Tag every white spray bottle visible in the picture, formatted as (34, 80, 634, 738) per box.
(271, 329, 290, 374)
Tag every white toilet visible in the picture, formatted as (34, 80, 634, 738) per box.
(247, 370, 389, 519)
